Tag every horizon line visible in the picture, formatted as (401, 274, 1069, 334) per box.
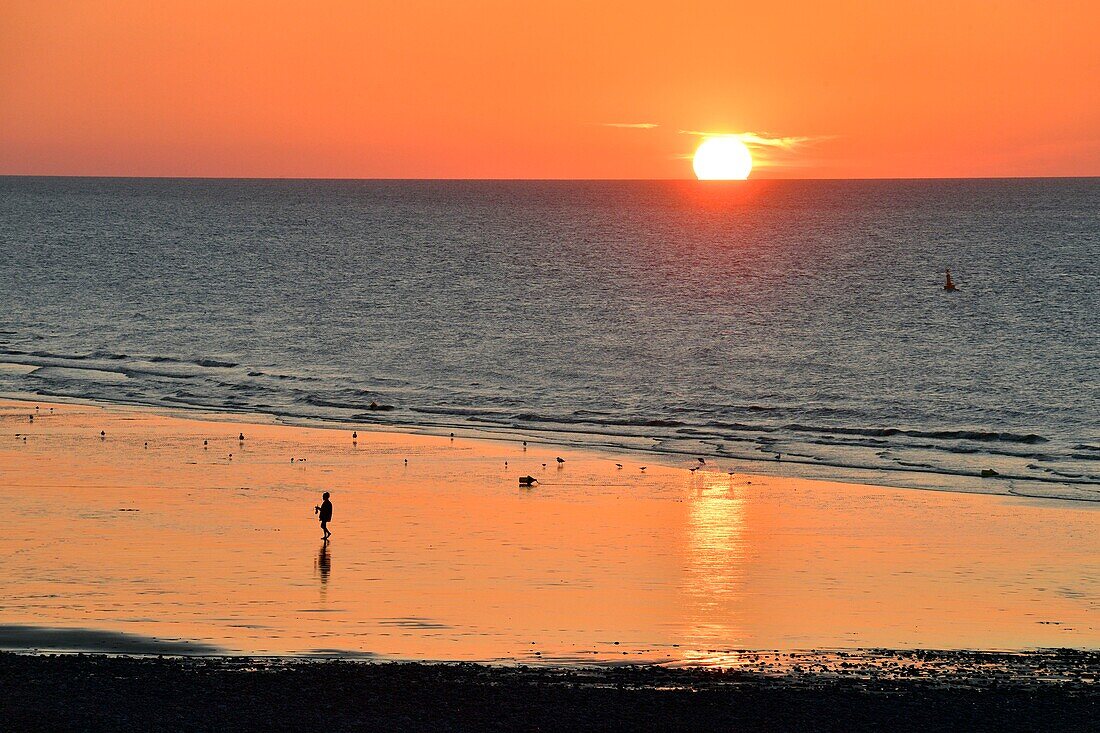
(1, 174, 1098, 183)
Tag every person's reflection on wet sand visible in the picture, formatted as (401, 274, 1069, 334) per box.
(316, 540, 331, 586)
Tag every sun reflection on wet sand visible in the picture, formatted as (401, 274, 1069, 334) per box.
(678, 475, 748, 663)
(0, 399, 1096, 663)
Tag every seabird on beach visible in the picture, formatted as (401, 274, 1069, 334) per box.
(775, 454, 781, 461)
(100, 431, 105, 438)
(556, 457, 565, 465)
(203, 440, 208, 447)
(518, 475, 537, 486)
(615, 463, 623, 469)
(640, 466, 647, 471)
(352, 431, 357, 439)
(404, 458, 408, 465)
(697, 458, 705, 465)
(689, 466, 698, 473)
(239, 433, 245, 441)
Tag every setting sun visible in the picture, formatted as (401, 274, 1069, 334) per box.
(693, 137, 754, 180)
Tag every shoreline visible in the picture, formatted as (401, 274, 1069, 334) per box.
(2, 642, 1097, 671)
(3, 390, 1095, 507)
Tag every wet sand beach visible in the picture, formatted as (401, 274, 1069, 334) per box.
(1, 396, 1098, 729)
(0, 397, 1096, 660)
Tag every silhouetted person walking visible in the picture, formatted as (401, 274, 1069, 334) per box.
(315, 491, 333, 540)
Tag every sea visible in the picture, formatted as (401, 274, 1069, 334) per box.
(1, 177, 1097, 500)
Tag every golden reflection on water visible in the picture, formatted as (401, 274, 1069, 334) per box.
(681, 475, 747, 660)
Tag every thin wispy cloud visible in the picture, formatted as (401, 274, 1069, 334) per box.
(679, 129, 825, 151)
(603, 123, 829, 169)
(601, 122, 660, 129)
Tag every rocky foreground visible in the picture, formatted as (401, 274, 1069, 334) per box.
(0, 650, 1097, 731)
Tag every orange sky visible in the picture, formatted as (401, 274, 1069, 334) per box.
(1, 1, 1097, 179)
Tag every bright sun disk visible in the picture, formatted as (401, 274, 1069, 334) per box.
(693, 136, 753, 180)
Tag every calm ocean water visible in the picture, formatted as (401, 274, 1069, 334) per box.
(1, 177, 1097, 499)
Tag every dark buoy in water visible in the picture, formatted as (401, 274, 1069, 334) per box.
(944, 268, 957, 292)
